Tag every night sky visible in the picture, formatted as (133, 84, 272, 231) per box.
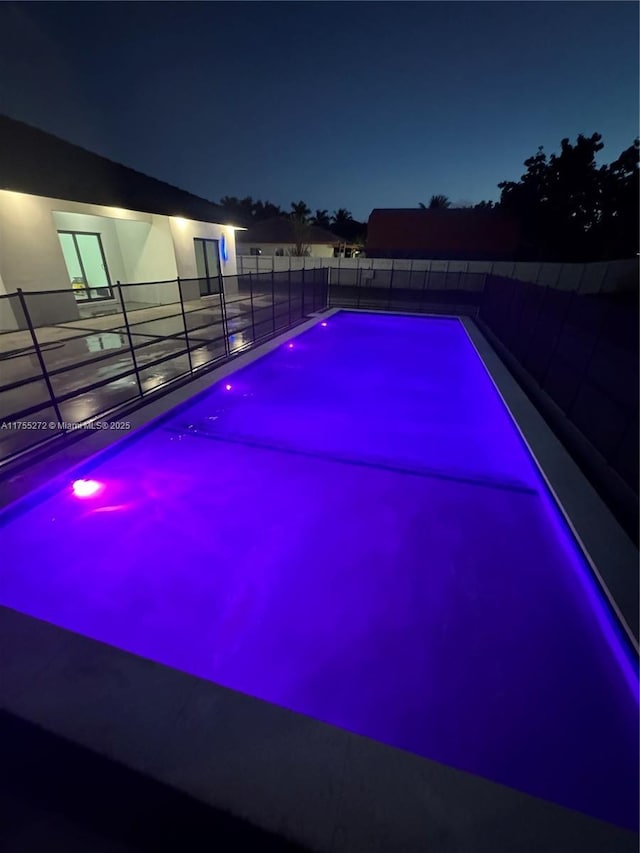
(0, 1, 637, 221)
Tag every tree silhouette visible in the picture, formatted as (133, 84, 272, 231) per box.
(218, 195, 251, 225)
(499, 133, 638, 261)
(331, 208, 354, 227)
(290, 200, 311, 223)
(252, 200, 283, 221)
(330, 209, 367, 244)
(218, 196, 283, 224)
(312, 209, 331, 229)
(598, 139, 639, 260)
(428, 195, 451, 209)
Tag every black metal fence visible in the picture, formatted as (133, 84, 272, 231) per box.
(0, 268, 329, 466)
(327, 264, 639, 538)
(1, 261, 637, 536)
(328, 266, 485, 315)
(479, 274, 638, 534)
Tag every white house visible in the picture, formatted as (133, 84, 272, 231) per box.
(235, 217, 347, 259)
(0, 115, 243, 330)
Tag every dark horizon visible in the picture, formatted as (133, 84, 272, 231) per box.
(0, 1, 637, 220)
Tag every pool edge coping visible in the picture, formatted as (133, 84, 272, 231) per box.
(1, 606, 637, 852)
(460, 316, 639, 651)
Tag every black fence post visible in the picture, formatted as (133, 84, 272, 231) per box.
(356, 265, 361, 309)
(176, 276, 194, 374)
(387, 259, 395, 311)
(288, 266, 292, 325)
(271, 270, 276, 335)
(248, 271, 256, 342)
(312, 267, 318, 313)
(218, 273, 230, 357)
(16, 288, 64, 425)
(116, 281, 144, 397)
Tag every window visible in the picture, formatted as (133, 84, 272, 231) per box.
(275, 248, 284, 257)
(249, 247, 262, 256)
(58, 231, 113, 302)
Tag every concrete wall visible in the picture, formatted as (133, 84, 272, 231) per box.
(236, 254, 638, 294)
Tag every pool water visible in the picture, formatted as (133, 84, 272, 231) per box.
(1, 312, 637, 829)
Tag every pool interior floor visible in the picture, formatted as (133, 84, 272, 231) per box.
(1, 312, 637, 831)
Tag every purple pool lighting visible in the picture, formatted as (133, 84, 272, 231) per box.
(0, 312, 637, 830)
(224, 383, 232, 391)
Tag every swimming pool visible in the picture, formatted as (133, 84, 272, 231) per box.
(1, 310, 637, 830)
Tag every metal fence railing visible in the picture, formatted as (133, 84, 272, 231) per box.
(479, 274, 638, 520)
(1, 261, 636, 537)
(326, 263, 639, 539)
(328, 267, 485, 315)
(0, 268, 329, 466)
(237, 254, 638, 294)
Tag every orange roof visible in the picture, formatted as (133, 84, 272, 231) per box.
(366, 208, 521, 260)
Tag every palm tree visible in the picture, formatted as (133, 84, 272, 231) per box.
(262, 201, 283, 219)
(312, 209, 331, 229)
(427, 194, 451, 209)
(218, 195, 255, 226)
(250, 200, 281, 221)
(290, 200, 311, 223)
(331, 208, 353, 228)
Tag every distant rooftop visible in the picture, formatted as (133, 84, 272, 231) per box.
(367, 207, 521, 261)
(237, 217, 343, 245)
(0, 114, 229, 224)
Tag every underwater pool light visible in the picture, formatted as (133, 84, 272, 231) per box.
(72, 479, 103, 498)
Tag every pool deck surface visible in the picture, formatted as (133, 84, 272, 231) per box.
(0, 310, 637, 851)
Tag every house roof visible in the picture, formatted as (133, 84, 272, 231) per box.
(236, 217, 342, 245)
(0, 114, 229, 224)
(366, 208, 521, 260)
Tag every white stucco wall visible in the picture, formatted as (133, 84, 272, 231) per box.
(169, 218, 238, 298)
(0, 190, 238, 315)
(0, 269, 20, 332)
(0, 190, 72, 293)
(168, 218, 238, 278)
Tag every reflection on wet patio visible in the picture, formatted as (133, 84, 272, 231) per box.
(0, 269, 329, 462)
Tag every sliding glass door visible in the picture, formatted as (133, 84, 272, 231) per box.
(194, 238, 221, 296)
(58, 231, 113, 301)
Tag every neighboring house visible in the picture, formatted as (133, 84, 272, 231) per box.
(235, 217, 355, 258)
(0, 114, 242, 329)
(366, 208, 521, 261)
